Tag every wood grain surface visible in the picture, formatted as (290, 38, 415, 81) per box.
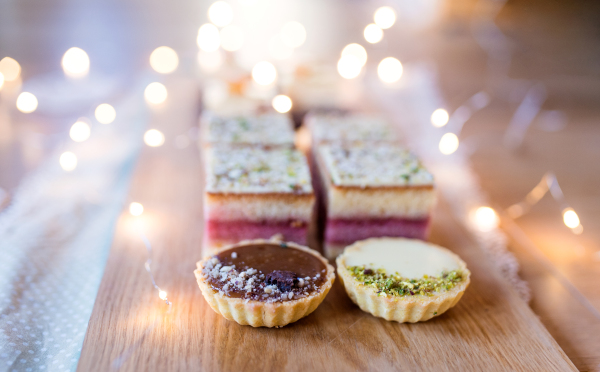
(77, 79, 576, 372)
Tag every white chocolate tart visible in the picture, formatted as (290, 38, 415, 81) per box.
(336, 237, 470, 323)
(194, 240, 335, 327)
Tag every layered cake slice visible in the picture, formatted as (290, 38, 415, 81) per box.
(315, 143, 436, 258)
(204, 145, 314, 255)
(200, 111, 295, 147)
(305, 112, 398, 145)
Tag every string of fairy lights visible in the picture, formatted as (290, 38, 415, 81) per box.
(0, 1, 585, 307)
(432, 99, 584, 236)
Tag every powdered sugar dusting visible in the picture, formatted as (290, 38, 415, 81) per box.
(320, 144, 434, 187)
(201, 257, 321, 303)
(206, 146, 313, 194)
(308, 113, 398, 143)
(203, 111, 295, 146)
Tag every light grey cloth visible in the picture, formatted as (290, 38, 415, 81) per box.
(0, 85, 147, 372)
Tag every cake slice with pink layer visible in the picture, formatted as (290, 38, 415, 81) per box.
(203, 145, 314, 255)
(315, 143, 436, 259)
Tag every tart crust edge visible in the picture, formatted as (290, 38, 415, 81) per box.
(194, 239, 335, 327)
(336, 238, 471, 323)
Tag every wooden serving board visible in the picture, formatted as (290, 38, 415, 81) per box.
(77, 81, 576, 371)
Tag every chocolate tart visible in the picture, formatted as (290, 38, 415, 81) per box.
(194, 240, 335, 327)
(336, 237, 470, 323)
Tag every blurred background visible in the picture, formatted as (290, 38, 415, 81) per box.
(1, 0, 600, 370)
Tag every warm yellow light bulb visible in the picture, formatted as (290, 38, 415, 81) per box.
(144, 129, 165, 147)
(280, 21, 306, 48)
(220, 25, 244, 52)
(377, 57, 403, 83)
(95, 104, 116, 124)
(208, 1, 233, 27)
(197, 50, 223, 73)
(59, 152, 78, 171)
(129, 202, 144, 216)
(268, 36, 293, 60)
(562, 208, 580, 229)
(197, 24, 221, 52)
(149, 46, 179, 74)
(144, 82, 168, 105)
(431, 109, 449, 127)
(272, 95, 292, 113)
(16, 92, 38, 113)
(341, 43, 367, 67)
(62, 47, 90, 78)
(0, 57, 21, 81)
(159, 290, 168, 300)
(69, 121, 91, 142)
(471, 206, 499, 232)
(374, 6, 396, 29)
(439, 133, 459, 155)
(364, 24, 383, 44)
(337, 55, 362, 79)
(252, 61, 277, 86)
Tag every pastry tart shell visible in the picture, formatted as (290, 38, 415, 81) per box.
(336, 238, 470, 323)
(194, 239, 335, 328)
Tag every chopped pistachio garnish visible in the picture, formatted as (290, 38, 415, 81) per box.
(347, 266, 463, 297)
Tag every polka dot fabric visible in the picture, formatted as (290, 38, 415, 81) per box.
(0, 91, 144, 372)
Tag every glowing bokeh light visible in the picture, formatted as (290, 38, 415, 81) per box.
(377, 57, 403, 83)
(252, 61, 277, 86)
(197, 50, 223, 72)
(562, 208, 581, 229)
(144, 82, 168, 105)
(280, 21, 306, 48)
(0, 72, 4, 90)
(337, 55, 362, 79)
(62, 47, 90, 78)
(439, 133, 459, 155)
(149, 46, 179, 74)
(144, 129, 165, 147)
(95, 104, 116, 124)
(220, 25, 244, 52)
(431, 108, 449, 127)
(272, 95, 292, 113)
(268, 36, 293, 60)
(69, 121, 91, 142)
(364, 24, 383, 44)
(208, 1, 233, 27)
(374, 6, 396, 29)
(197, 24, 221, 52)
(0, 57, 21, 81)
(158, 290, 168, 300)
(16, 92, 38, 113)
(341, 43, 367, 67)
(471, 206, 499, 232)
(129, 202, 144, 216)
(59, 152, 78, 171)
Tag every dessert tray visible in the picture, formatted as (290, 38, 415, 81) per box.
(78, 107, 576, 371)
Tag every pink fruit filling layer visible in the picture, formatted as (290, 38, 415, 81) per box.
(205, 219, 309, 245)
(325, 217, 429, 245)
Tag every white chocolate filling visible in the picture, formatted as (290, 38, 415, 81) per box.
(343, 238, 460, 278)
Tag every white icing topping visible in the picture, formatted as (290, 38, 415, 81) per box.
(344, 239, 460, 278)
(320, 143, 434, 187)
(309, 113, 397, 143)
(206, 146, 313, 194)
(203, 111, 294, 146)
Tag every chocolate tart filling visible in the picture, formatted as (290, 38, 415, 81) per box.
(201, 243, 328, 302)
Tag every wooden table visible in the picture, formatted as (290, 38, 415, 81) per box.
(2, 0, 599, 370)
(74, 78, 576, 371)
